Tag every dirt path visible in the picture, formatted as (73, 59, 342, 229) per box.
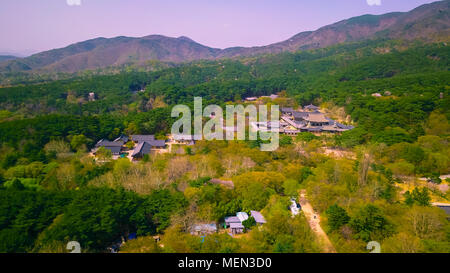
(323, 147, 356, 159)
(299, 190, 336, 253)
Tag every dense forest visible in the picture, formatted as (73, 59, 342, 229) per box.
(0, 38, 449, 253)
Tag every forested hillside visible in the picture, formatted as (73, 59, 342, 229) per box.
(0, 0, 448, 76)
(1, 39, 448, 143)
(0, 37, 448, 253)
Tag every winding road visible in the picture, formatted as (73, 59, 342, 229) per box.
(299, 190, 337, 253)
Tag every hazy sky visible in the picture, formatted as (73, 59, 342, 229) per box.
(0, 0, 439, 56)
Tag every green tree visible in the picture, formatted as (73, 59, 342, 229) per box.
(70, 134, 89, 151)
(273, 234, 295, 253)
(242, 216, 256, 230)
(349, 204, 394, 242)
(125, 141, 135, 150)
(296, 132, 319, 143)
(280, 135, 293, 147)
(124, 122, 139, 136)
(425, 111, 450, 136)
(283, 179, 300, 197)
(404, 191, 415, 206)
(411, 187, 431, 206)
(96, 146, 112, 161)
(335, 128, 366, 147)
(374, 127, 413, 146)
(326, 204, 350, 232)
(113, 158, 132, 176)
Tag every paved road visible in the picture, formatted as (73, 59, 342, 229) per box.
(299, 190, 337, 253)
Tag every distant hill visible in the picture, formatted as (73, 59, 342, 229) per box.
(0, 36, 220, 73)
(0, 55, 18, 63)
(218, 0, 450, 58)
(1, 0, 448, 73)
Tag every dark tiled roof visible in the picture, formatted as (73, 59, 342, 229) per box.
(103, 146, 122, 155)
(292, 111, 309, 119)
(96, 139, 123, 147)
(305, 113, 329, 123)
(114, 135, 129, 143)
(131, 135, 155, 143)
(148, 140, 166, 147)
(132, 142, 152, 157)
(294, 120, 307, 126)
(325, 118, 354, 130)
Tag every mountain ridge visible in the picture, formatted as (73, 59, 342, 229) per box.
(0, 56, 18, 62)
(1, 0, 449, 74)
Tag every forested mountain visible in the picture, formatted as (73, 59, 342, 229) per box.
(0, 1, 448, 255)
(218, 0, 450, 58)
(1, 0, 448, 74)
(0, 39, 448, 147)
(0, 36, 218, 74)
(0, 55, 18, 63)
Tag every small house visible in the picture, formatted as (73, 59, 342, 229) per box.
(236, 212, 249, 222)
(131, 135, 166, 149)
(250, 211, 266, 225)
(225, 211, 266, 235)
(230, 222, 244, 235)
(131, 142, 152, 159)
(93, 139, 124, 156)
(224, 216, 241, 228)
